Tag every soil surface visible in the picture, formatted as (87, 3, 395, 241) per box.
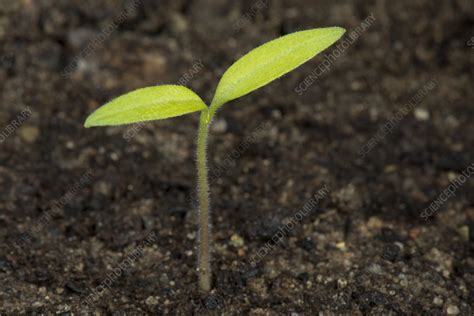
(1, 0, 473, 315)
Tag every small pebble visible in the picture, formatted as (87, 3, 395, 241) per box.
(337, 278, 347, 288)
(66, 140, 75, 149)
(367, 216, 383, 229)
(211, 118, 227, 133)
(446, 305, 460, 315)
(445, 115, 459, 128)
(368, 263, 383, 275)
(336, 241, 346, 251)
(384, 164, 397, 173)
(159, 274, 169, 284)
(110, 152, 119, 161)
(230, 233, 244, 247)
(433, 296, 443, 305)
(19, 126, 40, 143)
(414, 108, 430, 121)
(458, 225, 469, 242)
(170, 13, 188, 33)
(145, 296, 159, 306)
(350, 81, 363, 91)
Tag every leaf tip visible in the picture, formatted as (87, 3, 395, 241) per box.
(84, 115, 95, 128)
(331, 26, 346, 38)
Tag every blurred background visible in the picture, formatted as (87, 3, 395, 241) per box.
(0, 0, 473, 314)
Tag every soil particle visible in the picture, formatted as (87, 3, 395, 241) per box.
(210, 118, 228, 134)
(203, 294, 219, 310)
(145, 295, 159, 306)
(18, 126, 40, 143)
(381, 243, 402, 262)
(447, 305, 460, 315)
(242, 267, 259, 281)
(433, 296, 444, 305)
(298, 237, 315, 251)
(247, 277, 268, 298)
(64, 280, 86, 294)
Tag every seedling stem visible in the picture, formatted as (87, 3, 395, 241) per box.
(197, 110, 212, 292)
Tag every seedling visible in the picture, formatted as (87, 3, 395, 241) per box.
(84, 27, 345, 292)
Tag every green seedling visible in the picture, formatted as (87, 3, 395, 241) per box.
(84, 27, 345, 292)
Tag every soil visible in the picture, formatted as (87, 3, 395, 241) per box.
(1, 0, 473, 315)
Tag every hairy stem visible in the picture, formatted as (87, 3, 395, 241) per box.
(197, 109, 211, 292)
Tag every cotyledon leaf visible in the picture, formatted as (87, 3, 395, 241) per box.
(209, 27, 346, 116)
(84, 85, 208, 128)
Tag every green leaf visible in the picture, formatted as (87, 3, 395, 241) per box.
(84, 85, 207, 128)
(209, 27, 345, 113)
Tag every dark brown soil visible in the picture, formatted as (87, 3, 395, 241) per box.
(1, 0, 473, 314)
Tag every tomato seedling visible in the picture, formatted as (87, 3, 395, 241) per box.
(85, 27, 345, 292)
